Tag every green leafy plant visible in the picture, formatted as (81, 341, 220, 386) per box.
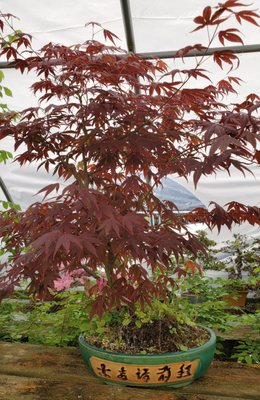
(231, 339, 260, 364)
(178, 272, 260, 332)
(0, 293, 206, 351)
(0, 150, 12, 164)
(181, 295, 235, 332)
(0, 292, 89, 346)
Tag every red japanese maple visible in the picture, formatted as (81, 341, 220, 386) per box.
(0, 2, 259, 317)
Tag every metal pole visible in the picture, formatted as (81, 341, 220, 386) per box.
(0, 176, 13, 203)
(120, 0, 136, 53)
(120, 0, 140, 96)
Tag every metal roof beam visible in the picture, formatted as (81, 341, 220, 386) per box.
(1, 44, 260, 69)
(137, 44, 260, 60)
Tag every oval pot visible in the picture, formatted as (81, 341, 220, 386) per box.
(78, 327, 216, 388)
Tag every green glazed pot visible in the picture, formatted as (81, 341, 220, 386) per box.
(79, 327, 216, 388)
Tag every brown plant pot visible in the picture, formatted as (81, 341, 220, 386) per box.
(224, 289, 248, 307)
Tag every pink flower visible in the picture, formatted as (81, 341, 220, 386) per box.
(54, 272, 74, 291)
(71, 268, 85, 277)
(97, 277, 107, 291)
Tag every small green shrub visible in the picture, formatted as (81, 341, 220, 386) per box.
(231, 339, 260, 364)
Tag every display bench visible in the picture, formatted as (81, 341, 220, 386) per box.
(0, 342, 259, 400)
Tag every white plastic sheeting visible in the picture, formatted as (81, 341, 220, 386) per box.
(0, 135, 71, 209)
(1, 0, 259, 49)
(0, 0, 259, 242)
(0, 136, 205, 212)
(175, 165, 260, 242)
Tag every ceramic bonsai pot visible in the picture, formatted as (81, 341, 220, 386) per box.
(182, 293, 206, 304)
(79, 327, 216, 388)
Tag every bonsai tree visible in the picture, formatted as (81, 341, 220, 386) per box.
(220, 234, 260, 280)
(0, 2, 259, 338)
(217, 234, 260, 304)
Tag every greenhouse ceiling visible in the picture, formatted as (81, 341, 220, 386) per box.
(0, 0, 258, 109)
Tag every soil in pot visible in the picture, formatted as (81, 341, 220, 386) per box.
(86, 316, 210, 354)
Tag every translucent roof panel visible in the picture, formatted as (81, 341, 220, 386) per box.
(0, 0, 259, 106)
(1, 0, 259, 51)
(131, 0, 260, 52)
(1, 0, 127, 48)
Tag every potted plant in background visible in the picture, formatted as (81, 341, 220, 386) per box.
(0, 1, 260, 388)
(219, 234, 260, 307)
